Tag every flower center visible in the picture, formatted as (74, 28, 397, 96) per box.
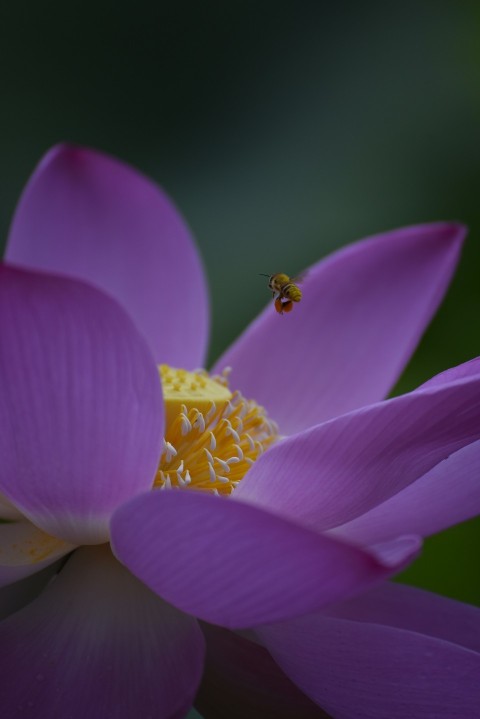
(154, 365, 278, 495)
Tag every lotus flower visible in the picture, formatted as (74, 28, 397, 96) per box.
(0, 145, 479, 719)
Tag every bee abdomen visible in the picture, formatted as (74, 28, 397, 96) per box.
(284, 283, 302, 302)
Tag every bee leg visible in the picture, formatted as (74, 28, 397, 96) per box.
(282, 300, 294, 313)
(274, 297, 284, 314)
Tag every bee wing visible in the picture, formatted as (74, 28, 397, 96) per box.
(291, 269, 308, 285)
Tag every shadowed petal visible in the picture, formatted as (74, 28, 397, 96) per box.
(6, 144, 209, 367)
(0, 492, 23, 520)
(235, 374, 480, 531)
(322, 582, 480, 653)
(110, 490, 414, 630)
(0, 545, 205, 719)
(258, 604, 480, 719)
(214, 223, 464, 435)
(0, 562, 62, 621)
(0, 519, 71, 588)
(0, 265, 163, 544)
(195, 623, 331, 718)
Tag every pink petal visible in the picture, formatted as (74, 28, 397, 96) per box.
(235, 373, 480, 531)
(322, 581, 480, 653)
(0, 519, 73, 587)
(418, 356, 480, 390)
(335, 357, 480, 543)
(214, 223, 464, 435)
(258, 600, 480, 718)
(0, 545, 205, 719)
(0, 265, 163, 544)
(336, 440, 480, 544)
(110, 490, 413, 630)
(6, 144, 209, 367)
(196, 623, 330, 718)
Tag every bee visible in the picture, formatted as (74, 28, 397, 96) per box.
(260, 272, 304, 315)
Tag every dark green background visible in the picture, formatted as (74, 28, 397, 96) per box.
(0, 0, 479, 604)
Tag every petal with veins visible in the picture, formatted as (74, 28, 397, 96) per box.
(236, 373, 480, 531)
(0, 265, 163, 544)
(111, 490, 416, 629)
(214, 223, 464, 435)
(258, 594, 480, 719)
(0, 545, 205, 719)
(6, 144, 209, 367)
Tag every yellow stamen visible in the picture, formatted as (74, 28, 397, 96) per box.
(155, 365, 278, 495)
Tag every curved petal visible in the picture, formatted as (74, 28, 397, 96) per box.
(0, 265, 163, 544)
(418, 356, 480, 390)
(235, 374, 480, 532)
(322, 582, 480, 654)
(336, 440, 480, 544)
(0, 545, 205, 719)
(0, 561, 62, 621)
(0, 491, 23, 520)
(214, 223, 465, 435)
(258, 608, 480, 718)
(110, 490, 414, 630)
(0, 519, 73, 588)
(196, 622, 331, 718)
(369, 535, 422, 567)
(6, 144, 209, 367)
(335, 357, 480, 543)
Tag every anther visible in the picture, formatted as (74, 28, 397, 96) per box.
(180, 414, 192, 435)
(215, 458, 231, 473)
(156, 365, 278, 495)
(208, 463, 217, 483)
(193, 412, 206, 432)
(206, 403, 217, 421)
(204, 447, 214, 464)
(233, 444, 244, 460)
(163, 439, 177, 462)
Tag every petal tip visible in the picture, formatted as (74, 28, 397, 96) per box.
(37, 141, 84, 167)
(38, 142, 108, 174)
(431, 220, 468, 245)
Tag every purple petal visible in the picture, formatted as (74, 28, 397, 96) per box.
(0, 562, 61, 621)
(214, 223, 464, 435)
(334, 357, 480, 543)
(0, 520, 74, 588)
(258, 603, 480, 718)
(0, 265, 163, 544)
(336, 440, 480, 544)
(322, 582, 480, 654)
(0, 545, 205, 719)
(110, 490, 411, 630)
(235, 373, 480, 531)
(418, 356, 480, 390)
(6, 144, 209, 367)
(369, 535, 422, 567)
(196, 623, 331, 718)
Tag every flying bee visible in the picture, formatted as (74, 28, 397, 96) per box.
(260, 272, 304, 315)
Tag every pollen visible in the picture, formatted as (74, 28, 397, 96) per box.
(155, 365, 278, 495)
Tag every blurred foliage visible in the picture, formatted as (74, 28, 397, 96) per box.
(0, 0, 479, 605)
